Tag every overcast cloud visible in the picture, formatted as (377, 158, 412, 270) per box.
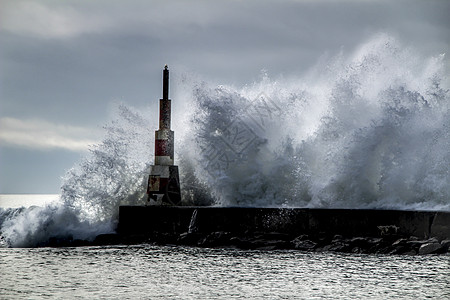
(0, 0, 449, 193)
(0, 117, 100, 151)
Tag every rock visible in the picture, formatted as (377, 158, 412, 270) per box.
(198, 231, 231, 247)
(316, 232, 332, 245)
(368, 237, 383, 244)
(426, 237, 440, 243)
(178, 232, 202, 245)
(322, 241, 351, 253)
(351, 247, 363, 254)
(294, 234, 310, 241)
(348, 237, 374, 250)
(389, 246, 409, 255)
(151, 232, 178, 244)
(440, 239, 450, 251)
(229, 237, 255, 249)
(241, 238, 289, 250)
(404, 240, 428, 253)
(375, 246, 392, 254)
(403, 250, 417, 255)
(392, 238, 407, 247)
(378, 225, 399, 236)
(365, 238, 385, 253)
(349, 237, 384, 253)
(254, 240, 290, 250)
(419, 243, 444, 255)
(391, 239, 423, 254)
(256, 245, 278, 251)
(332, 234, 344, 241)
(291, 239, 317, 251)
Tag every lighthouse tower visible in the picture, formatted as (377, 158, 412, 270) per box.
(147, 65, 181, 205)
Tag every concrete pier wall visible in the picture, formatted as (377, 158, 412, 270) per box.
(118, 206, 450, 240)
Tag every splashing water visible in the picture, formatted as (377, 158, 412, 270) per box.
(185, 35, 449, 209)
(1, 34, 448, 247)
(61, 104, 153, 222)
(0, 105, 154, 247)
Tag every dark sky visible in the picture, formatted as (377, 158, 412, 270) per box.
(1, 0, 449, 193)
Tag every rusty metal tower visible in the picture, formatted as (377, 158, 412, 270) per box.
(147, 65, 181, 205)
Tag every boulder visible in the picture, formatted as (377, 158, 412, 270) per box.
(389, 245, 409, 255)
(405, 240, 428, 252)
(351, 247, 364, 254)
(178, 232, 202, 245)
(332, 235, 344, 241)
(349, 237, 371, 247)
(254, 239, 290, 250)
(348, 237, 382, 253)
(403, 250, 417, 255)
(440, 239, 450, 251)
(378, 225, 399, 236)
(294, 234, 310, 241)
(392, 238, 408, 247)
(419, 243, 444, 255)
(291, 238, 317, 251)
(198, 231, 231, 247)
(426, 237, 440, 243)
(229, 236, 255, 249)
(322, 241, 351, 253)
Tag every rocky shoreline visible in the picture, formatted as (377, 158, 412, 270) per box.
(46, 231, 450, 256)
(42, 207, 450, 255)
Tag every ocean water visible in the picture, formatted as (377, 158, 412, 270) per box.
(1, 245, 449, 299)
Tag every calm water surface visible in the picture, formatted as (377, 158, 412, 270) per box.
(1, 245, 449, 299)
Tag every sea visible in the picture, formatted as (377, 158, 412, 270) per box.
(1, 35, 450, 298)
(1, 194, 449, 299)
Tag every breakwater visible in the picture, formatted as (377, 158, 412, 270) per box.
(109, 206, 450, 255)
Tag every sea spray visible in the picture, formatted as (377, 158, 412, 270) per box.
(185, 34, 449, 209)
(0, 105, 153, 247)
(0, 34, 448, 247)
(61, 104, 153, 222)
(0, 203, 113, 247)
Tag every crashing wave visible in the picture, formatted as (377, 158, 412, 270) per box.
(1, 34, 448, 247)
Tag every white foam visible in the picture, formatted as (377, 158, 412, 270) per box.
(182, 34, 449, 209)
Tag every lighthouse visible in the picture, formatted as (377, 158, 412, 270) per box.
(147, 65, 181, 205)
